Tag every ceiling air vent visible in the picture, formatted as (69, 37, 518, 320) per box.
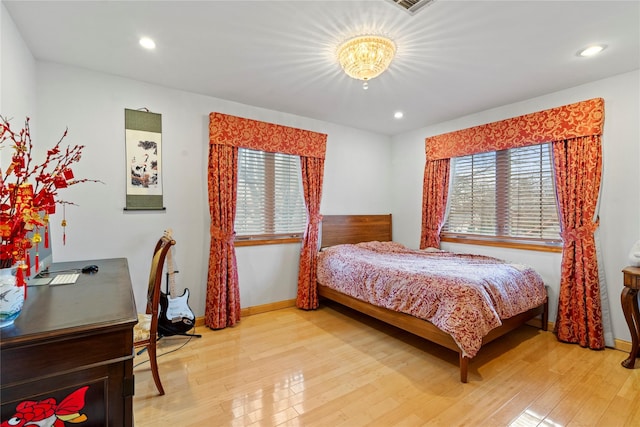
(387, 0, 436, 15)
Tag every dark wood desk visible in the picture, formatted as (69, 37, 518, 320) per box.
(621, 266, 640, 369)
(1, 258, 137, 426)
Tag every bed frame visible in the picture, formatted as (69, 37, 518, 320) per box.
(317, 214, 548, 383)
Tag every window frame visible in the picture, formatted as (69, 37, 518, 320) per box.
(441, 144, 562, 253)
(234, 148, 306, 247)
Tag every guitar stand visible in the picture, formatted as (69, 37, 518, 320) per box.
(137, 328, 202, 357)
(162, 331, 202, 339)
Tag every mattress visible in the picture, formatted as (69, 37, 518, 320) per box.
(317, 241, 547, 357)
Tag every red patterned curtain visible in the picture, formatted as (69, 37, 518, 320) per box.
(421, 98, 606, 348)
(420, 158, 450, 249)
(422, 99, 605, 249)
(553, 135, 604, 349)
(206, 143, 241, 329)
(296, 156, 325, 309)
(208, 113, 327, 326)
(425, 98, 604, 161)
(209, 113, 327, 158)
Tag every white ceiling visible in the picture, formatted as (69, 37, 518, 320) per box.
(4, 0, 639, 136)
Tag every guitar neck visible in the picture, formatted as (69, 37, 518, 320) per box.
(166, 244, 178, 298)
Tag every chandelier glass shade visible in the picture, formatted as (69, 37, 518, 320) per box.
(337, 35, 396, 81)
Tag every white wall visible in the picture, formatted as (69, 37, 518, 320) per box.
(391, 70, 640, 343)
(0, 3, 36, 121)
(2, 5, 392, 315)
(4, 6, 639, 345)
(4, 58, 392, 316)
(1, 3, 54, 270)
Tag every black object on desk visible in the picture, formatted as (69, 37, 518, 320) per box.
(82, 264, 99, 274)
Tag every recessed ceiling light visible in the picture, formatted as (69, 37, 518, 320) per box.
(139, 37, 156, 50)
(394, 111, 404, 119)
(578, 44, 606, 57)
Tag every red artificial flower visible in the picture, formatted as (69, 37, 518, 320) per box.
(0, 116, 98, 273)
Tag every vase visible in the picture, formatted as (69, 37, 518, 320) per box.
(0, 265, 24, 328)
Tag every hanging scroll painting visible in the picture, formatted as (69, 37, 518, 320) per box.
(124, 108, 165, 210)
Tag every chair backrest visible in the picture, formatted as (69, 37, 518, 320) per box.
(146, 234, 176, 317)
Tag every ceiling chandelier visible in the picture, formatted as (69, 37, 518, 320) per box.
(337, 35, 396, 89)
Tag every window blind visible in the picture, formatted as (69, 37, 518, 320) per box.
(443, 143, 560, 242)
(235, 148, 307, 237)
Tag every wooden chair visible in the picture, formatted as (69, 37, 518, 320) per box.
(133, 233, 175, 396)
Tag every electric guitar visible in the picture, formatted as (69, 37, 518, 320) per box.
(158, 229, 196, 336)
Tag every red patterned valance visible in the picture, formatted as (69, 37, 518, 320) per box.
(209, 113, 327, 159)
(425, 98, 604, 161)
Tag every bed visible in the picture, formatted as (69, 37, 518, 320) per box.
(316, 214, 548, 383)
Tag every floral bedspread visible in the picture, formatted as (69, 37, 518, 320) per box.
(316, 241, 547, 358)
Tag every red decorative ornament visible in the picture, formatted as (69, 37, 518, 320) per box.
(25, 250, 31, 277)
(44, 214, 50, 249)
(32, 232, 42, 273)
(16, 265, 25, 295)
(53, 175, 68, 188)
(1, 116, 99, 295)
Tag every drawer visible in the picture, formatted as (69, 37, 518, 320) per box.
(624, 271, 640, 289)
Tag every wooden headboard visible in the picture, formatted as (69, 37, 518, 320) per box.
(320, 214, 392, 248)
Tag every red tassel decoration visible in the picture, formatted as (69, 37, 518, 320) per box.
(17, 266, 26, 299)
(44, 214, 50, 249)
(25, 251, 31, 278)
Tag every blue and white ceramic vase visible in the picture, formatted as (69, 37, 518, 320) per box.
(0, 265, 24, 328)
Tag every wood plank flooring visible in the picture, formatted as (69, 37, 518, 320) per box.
(133, 302, 640, 426)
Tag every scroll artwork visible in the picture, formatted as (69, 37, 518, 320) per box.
(124, 108, 164, 210)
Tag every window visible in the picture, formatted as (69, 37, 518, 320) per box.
(442, 143, 561, 249)
(234, 148, 307, 243)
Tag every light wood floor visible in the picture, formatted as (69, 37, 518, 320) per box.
(133, 302, 640, 426)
